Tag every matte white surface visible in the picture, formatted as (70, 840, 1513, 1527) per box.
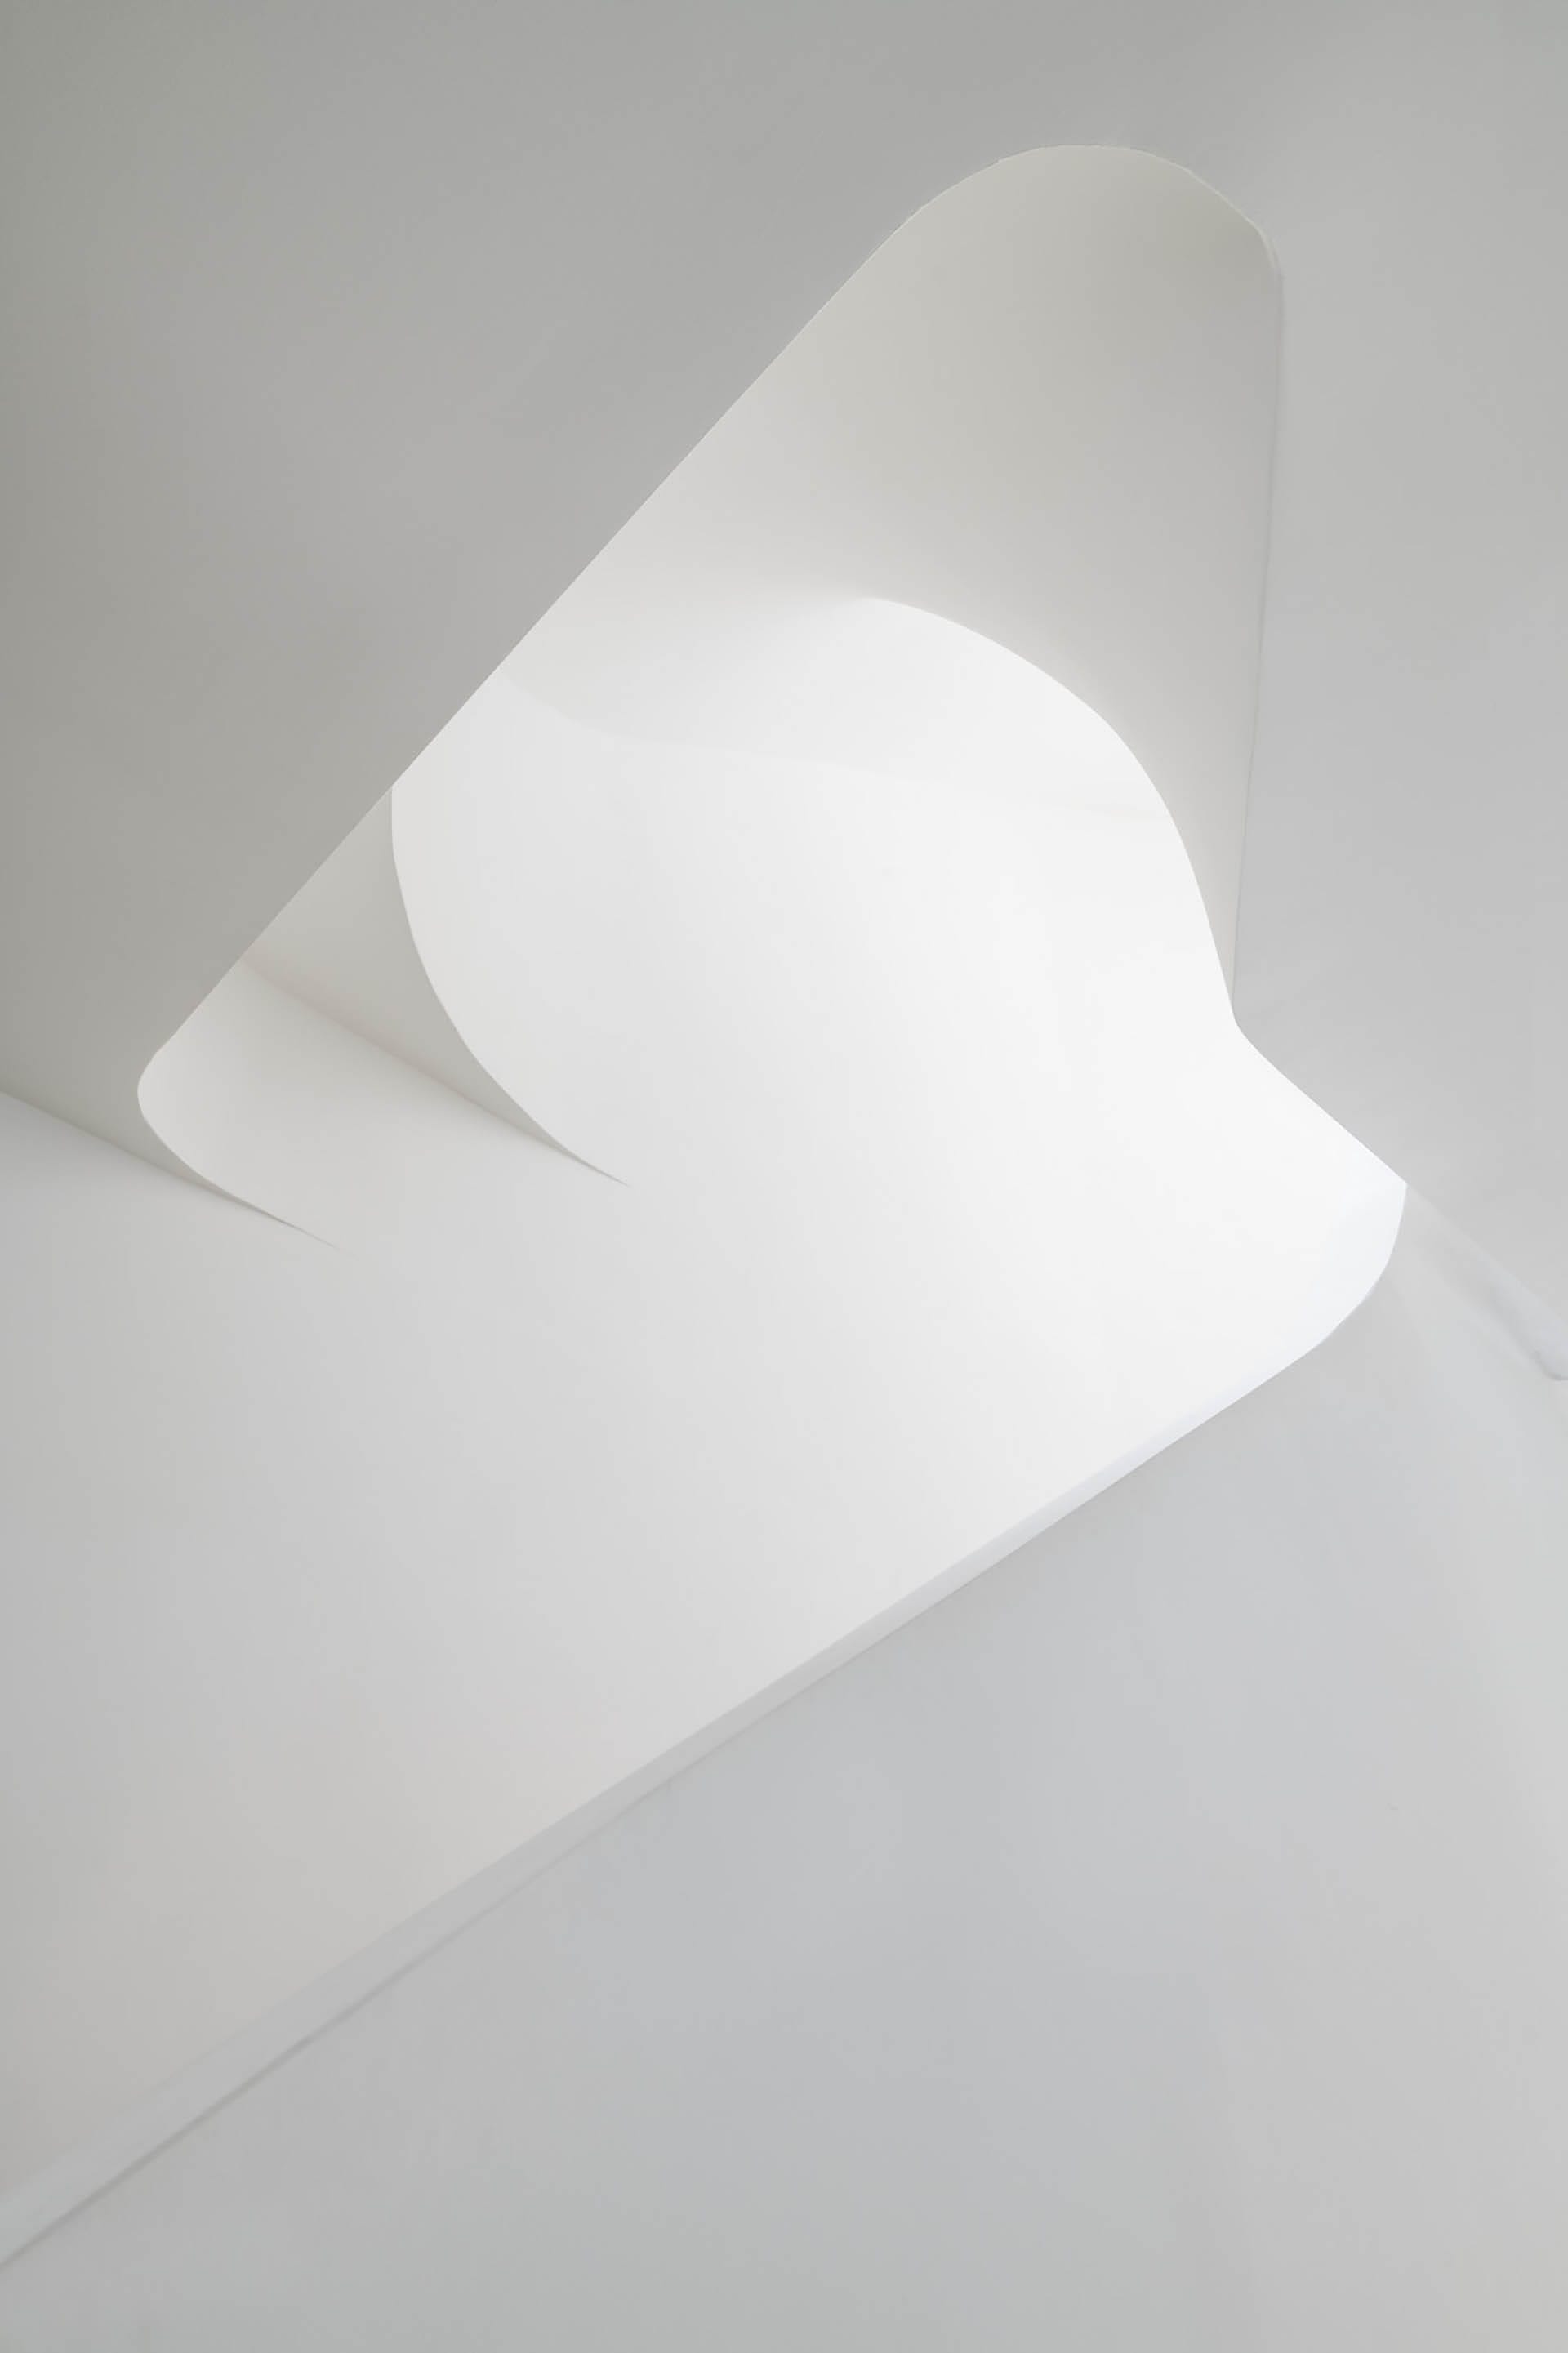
(145, 143, 1281, 1199)
(6, 148, 1391, 2195)
(4, 5, 1568, 2322)
(239, 796, 586, 1162)
(0, 950, 1396, 2192)
(5, 7, 1568, 1321)
(5, 1205, 1568, 2346)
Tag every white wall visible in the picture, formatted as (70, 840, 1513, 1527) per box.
(6, 1201, 1568, 2346)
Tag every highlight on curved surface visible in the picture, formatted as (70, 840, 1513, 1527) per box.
(137, 141, 1400, 1418)
(7, 17, 1568, 2333)
(142, 145, 1279, 1186)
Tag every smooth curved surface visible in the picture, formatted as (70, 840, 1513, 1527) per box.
(4, 6, 1568, 2295)
(143, 146, 1277, 1197)
(136, 158, 1400, 1433)
(128, 159, 1403, 1668)
(140, 795, 606, 1192)
(0, 140, 1406, 2200)
(6, 1201, 1568, 2345)
(5, 8, 1568, 1321)
(489, 145, 1277, 982)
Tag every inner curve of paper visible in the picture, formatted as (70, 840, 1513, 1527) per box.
(138, 148, 1405, 1459)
